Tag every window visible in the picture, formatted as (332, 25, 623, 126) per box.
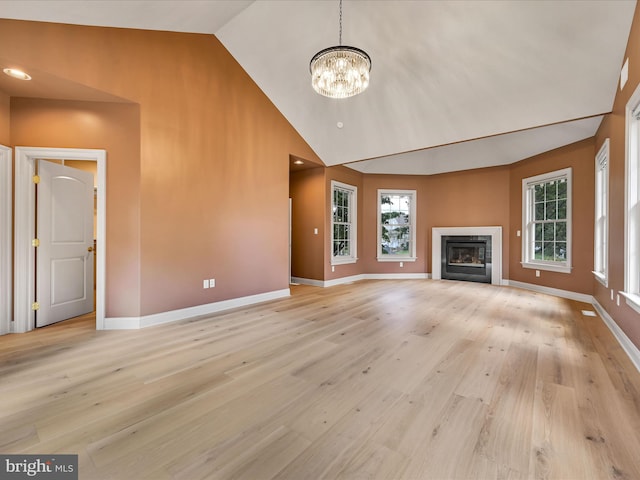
(593, 139, 609, 287)
(331, 181, 357, 265)
(623, 84, 640, 313)
(522, 168, 572, 273)
(378, 189, 416, 261)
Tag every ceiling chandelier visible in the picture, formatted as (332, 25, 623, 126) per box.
(310, 0, 371, 99)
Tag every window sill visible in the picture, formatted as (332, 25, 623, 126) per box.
(377, 257, 417, 263)
(592, 271, 608, 287)
(521, 261, 571, 274)
(331, 257, 358, 266)
(620, 291, 640, 315)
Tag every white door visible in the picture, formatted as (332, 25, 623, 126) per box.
(36, 160, 94, 327)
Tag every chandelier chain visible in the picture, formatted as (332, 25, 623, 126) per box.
(339, 0, 343, 45)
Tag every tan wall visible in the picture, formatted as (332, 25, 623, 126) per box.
(425, 166, 511, 277)
(311, 167, 512, 280)
(360, 174, 428, 275)
(508, 138, 595, 295)
(290, 167, 326, 281)
(1, 19, 321, 319)
(592, 2, 640, 349)
(293, 164, 512, 282)
(10, 97, 142, 317)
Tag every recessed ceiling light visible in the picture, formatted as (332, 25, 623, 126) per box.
(3, 68, 32, 81)
(293, 159, 304, 165)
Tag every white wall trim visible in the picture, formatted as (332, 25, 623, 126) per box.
(104, 288, 290, 330)
(592, 298, 640, 373)
(291, 277, 328, 287)
(293, 273, 430, 288)
(364, 273, 430, 281)
(508, 279, 592, 303)
(432, 226, 502, 285)
(101, 316, 141, 330)
(0, 145, 12, 335)
(14, 147, 107, 333)
(331, 180, 358, 265)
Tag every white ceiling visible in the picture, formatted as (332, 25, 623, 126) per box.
(0, 0, 636, 174)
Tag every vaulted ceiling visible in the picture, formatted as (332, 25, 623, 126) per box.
(0, 0, 636, 174)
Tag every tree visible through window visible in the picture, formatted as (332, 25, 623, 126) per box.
(522, 168, 572, 273)
(378, 190, 416, 261)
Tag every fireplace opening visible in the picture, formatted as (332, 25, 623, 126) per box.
(441, 235, 492, 283)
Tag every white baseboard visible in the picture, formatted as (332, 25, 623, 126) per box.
(293, 273, 430, 288)
(507, 280, 593, 304)
(592, 298, 640, 373)
(364, 273, 430, 281)
(102, 316, 141, 330)
(323, 274, 367, 287)
(103, 288, 291, 330)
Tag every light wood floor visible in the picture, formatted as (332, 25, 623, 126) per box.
(2, 280, 640, 480)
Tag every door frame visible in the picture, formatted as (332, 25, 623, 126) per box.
(14, 147, 106, 333)
(0, 145, 11, 335)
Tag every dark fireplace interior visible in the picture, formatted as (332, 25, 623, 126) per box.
(441, 235, 492, 283)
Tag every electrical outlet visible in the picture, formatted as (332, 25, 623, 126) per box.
(617, 294, 620, 306)
(611, 289, 614, 301)
(535, 270, 540, 278)
(203, 279, 209, 289)
(209, 279, 215, 288)
(517, 230, 521, 237)
(399, 262, 403, 267)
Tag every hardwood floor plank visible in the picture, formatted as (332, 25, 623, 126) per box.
(529, 381, 595, 479)
(572, 351, 640, 480)
(400, 394, 488, 479)
(273, 385, 404, 480)
(474, 342, 538, 476)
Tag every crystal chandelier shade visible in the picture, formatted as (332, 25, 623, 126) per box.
(310, 46, 371, 99)
(310, 0, 371, 99)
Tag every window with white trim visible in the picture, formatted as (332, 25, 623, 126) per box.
(331, 181, 357, 265)
(378, 189, 416, 261)
(522, 168, 572, 273)
(593, 139, 609, 287)
(623, 84, 640, 313)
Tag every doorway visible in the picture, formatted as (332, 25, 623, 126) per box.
(14, 147, 106, 333)
(36, 159, 95, 327)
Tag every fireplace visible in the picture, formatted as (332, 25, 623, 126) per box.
(441, 235, 491, 283)
(432, 227, 502, 285)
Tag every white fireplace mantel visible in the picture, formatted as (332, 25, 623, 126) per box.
(432, 226, 503, 285)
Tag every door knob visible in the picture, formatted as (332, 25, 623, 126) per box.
(88, 246, 94, 252)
